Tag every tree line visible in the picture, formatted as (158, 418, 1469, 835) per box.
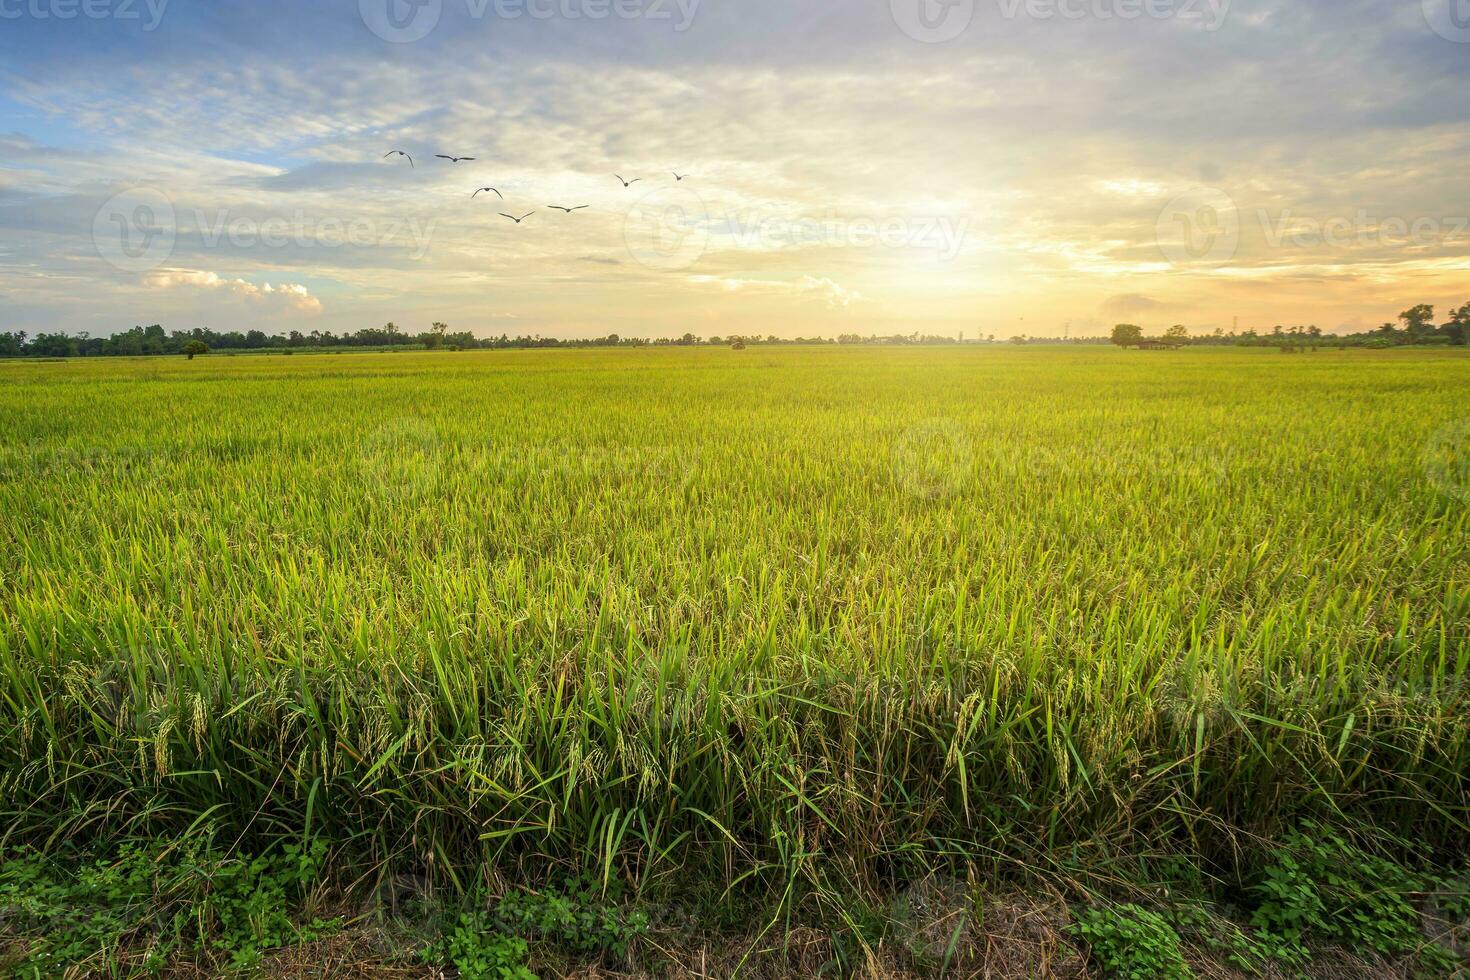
(1108, 303, 1470, 350)
(0, 324, 975, 358)
(4, 303, 1467, 359)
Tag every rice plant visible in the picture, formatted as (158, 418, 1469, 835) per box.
(0, 346, 1466, 899)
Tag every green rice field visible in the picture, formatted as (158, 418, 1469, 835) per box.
(1, 345, 1467, 900)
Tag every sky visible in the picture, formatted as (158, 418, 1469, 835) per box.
(1, 0, 1469, 340)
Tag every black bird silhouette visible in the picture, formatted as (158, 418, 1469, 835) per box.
(473, 187, 504, 199)
(437, 154, 476, 164)
(499, 212, 535, 224)
(383, 150, 414, 168)
(614, 174, 642, 188)
(548, 205, 590, 213)
(673, 172, 689, 181)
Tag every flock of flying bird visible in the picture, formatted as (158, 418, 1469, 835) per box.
(382, 149, 690, 225)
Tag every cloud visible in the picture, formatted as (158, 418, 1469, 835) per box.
(690, 275, 861, 309)
(799, 276, 860, 309)
(1100, 293, 1172, 318)
(1, 0, 1468, 338)
(144, 269, 322, 315)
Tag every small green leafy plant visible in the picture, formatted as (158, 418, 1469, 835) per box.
(203, 839, 340, 969)
(493, 876, 649, 959)
(418, 912, 535, 980)
(0, 845, 186, 977)
(0, 840, 339, 976)
(416, 877, 648, 978)
(1165, 900, 1289, 975)
(1070, 903, 1192, 980)
(1250, 822, 1426, 963)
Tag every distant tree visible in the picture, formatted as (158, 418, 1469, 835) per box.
(141, 324, 166, 355)
(183, 340, 209, 360)
(1400, 304, 1435, 342)
(731, 340, 746, 350)
(1165, 324, 1189, 341)
(31, 332, 78, 357)
(1442, 302, 1470, 346)
(1111, 323, 1144, 348)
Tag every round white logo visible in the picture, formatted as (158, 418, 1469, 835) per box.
(360, 418, 441, 500)
(1155, 187, 1240, 266)
(892, 418, 973, 500)
(1423, 418, 1470, 502)
(360, 0, 442, 43)
(93, 187, 176, 273)
(891, 0, 975, 43)
(623, 185, 710, 272)
(1424, 0, 1470, 42)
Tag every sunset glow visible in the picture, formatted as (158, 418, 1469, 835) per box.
(3, 1, 1469, 340)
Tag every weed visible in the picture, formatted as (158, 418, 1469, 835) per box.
(1070, 903, 1191, 979)
(419, 912, 535, 980)
(0, 840, 338, 976)
(1249, 821, 1465, 971)
(493, 876, 649, 959)
(204, 840, 339, 969)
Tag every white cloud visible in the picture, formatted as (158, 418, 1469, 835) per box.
(144, 269, 322, 315)
(689, 275, 861, 309)
(799, 276, 861, 309)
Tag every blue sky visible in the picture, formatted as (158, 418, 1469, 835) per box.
(2, 0, 1469, 338)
